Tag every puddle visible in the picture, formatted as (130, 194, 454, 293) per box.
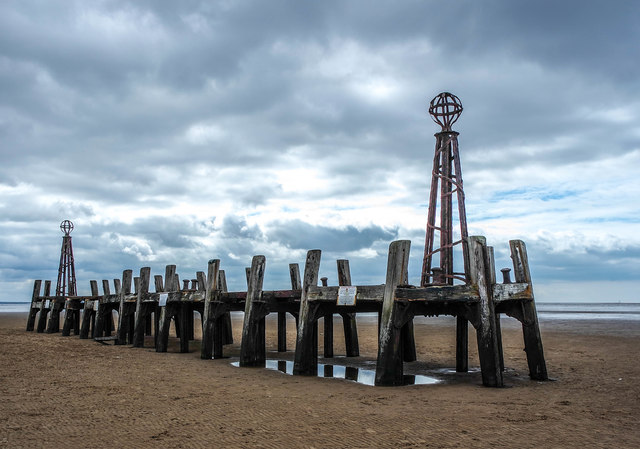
(231, 359, 440, 386)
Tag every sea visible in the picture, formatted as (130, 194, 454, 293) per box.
(2, 301, 639, 320)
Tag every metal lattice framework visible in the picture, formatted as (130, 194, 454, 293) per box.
(421, 92, 469, 287)
(56, 220, 77, 296)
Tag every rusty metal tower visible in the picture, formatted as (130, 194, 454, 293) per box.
(56, 220, 77, 296)
(421, 92, 469, 287)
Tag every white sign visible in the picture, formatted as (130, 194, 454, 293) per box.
(44, 300, 50, 309)
(337, 286, 357, 306)
(158, 293, 168, 307)
(93, 301, 99, 312)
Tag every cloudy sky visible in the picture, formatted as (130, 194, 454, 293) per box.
(1, 0, 638, 303)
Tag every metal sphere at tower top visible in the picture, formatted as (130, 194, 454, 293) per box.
(429, 92, 463, 131)
(60, 220, 74, 235)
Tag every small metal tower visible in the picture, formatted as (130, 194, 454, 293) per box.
(56, 220, 77, 296)
(421, 92, 469, 287)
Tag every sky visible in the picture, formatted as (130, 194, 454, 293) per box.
(1, 0, 639, 303)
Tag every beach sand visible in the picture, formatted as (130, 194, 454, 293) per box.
(1, 312, 639, 448)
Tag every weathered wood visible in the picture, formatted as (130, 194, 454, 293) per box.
(26, 280, 42, 331)
(320, 277, 333, 358)
(46, 295, 65, 334)
(218, 269, 233, 345)
(132, 267, 151, 347)
(79, 280, 99, 339)
(487, 247, 505, 372)
(510, 240, 548, 380)
(154, 275, 163, 292)
(293, 250, 322, 375)
(156, 265, 176, 353)
(201, 259, 220, 360)
(468, 236, 503, 387)
(116, 270, 134, 345)
(61, 296, 79, 337)
(337, 259, 359, 357)
(375, 240, 411, 386)
(36, 281, 52, 333)
(276, 263, 300, 352)
(240, 255, 267, 367)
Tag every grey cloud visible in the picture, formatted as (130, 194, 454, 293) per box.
(266, 220, 397, 252)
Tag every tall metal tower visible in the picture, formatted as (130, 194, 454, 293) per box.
(56, 220, 77, 296)
(421, 92, 471, 372)
(421, 92, 469, 287)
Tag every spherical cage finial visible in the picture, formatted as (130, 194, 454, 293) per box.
(429, 92, 463, 131)
(60, 220, 74, 235)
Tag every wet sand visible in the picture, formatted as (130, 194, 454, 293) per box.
(1, 312, 639, 448)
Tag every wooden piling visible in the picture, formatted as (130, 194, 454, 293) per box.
(240, 256, 267, 367)
(132, 267, 151, 347)
(201, 259, 220, 360)
(156, 265, 177, 353)
(337, 260, 359, 357)
(468, 236, 503, 387)
(26, 280, 42, 331)
(510, 240, 548, 381)
(321, 277, 334, 358)
(375, 240, 411, 386)
(36, 281, 51, 333)
(115, 270, 133, 345)
(487, 246, 504, 372)
(293, 250, 322, 375)
(79, 280, 99, 339)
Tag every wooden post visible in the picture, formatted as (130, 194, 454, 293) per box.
(468, 236, 503, 387)
(26, 280, 42, 331)
(201, 259, 220, 360)
(218, 269, 233, 345)
(132, 267, 151, 347)
(115, 270, 133, 345)
(337, 260, 359, 357)
(156, 265, 176, 353)
(510, 240, 548, 380)
(321, 277, 333, 358)
(93, 281, 109, 338)
(375, 240, 411, 386)
(36, 281, 51, 333)
(46, 292, 63, 334)
(79, 280, 99, 339)
(487, 246, 504, 372)
(400, 262, 417, 363)
(293, 250, 322, 375)
(240, 256, 267, 367)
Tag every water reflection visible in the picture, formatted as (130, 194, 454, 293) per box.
(231, 359, 440, 386)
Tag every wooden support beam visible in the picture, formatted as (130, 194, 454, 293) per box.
(510, 240, 548, 381)
(132, 267, 151, 347)
(337, 260, 359, 357)
(293, 250, 322, 375)
(375, 240, 411, 386)
(219, 270, 233, 345)
(79, 280, 99, 339)
(487, 246, 505, 372)
(201, 259, 220, 360)
(26, 280, 42, 331)
(156, 265, 176, 353)
(36, 281, 51, 333)
(116, 270, 133, 345)
(321, 277, 333, 358)
(240, 255, 267, 367)
(468, 236, 503, 387)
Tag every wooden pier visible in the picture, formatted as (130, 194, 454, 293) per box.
(26, 236, 547, 387)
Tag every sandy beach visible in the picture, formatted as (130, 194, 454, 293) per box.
(1, 312, 639, 448)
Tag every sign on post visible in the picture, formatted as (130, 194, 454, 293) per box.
(337, 286, 357, 306)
